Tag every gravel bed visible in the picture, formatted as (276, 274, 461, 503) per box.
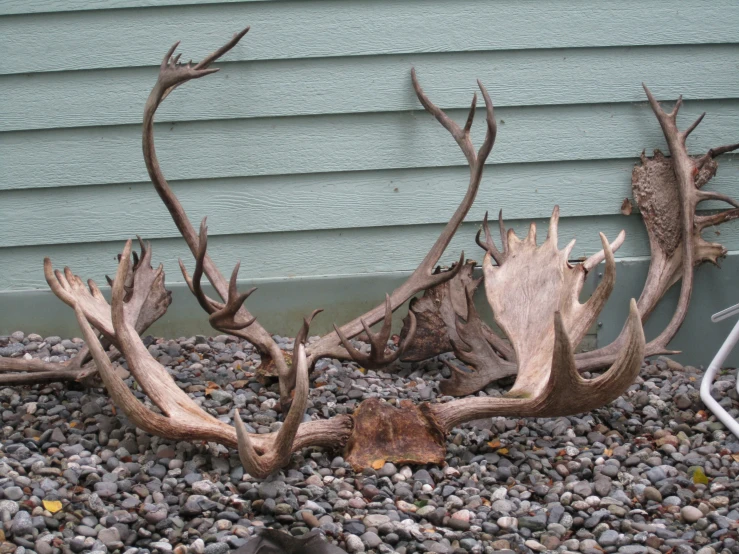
(1, 330, 739, 554)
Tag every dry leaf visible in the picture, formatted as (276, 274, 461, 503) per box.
(620, 198, 633, 216)
(43, 500, 62, 514)
(487, 439, 502, 449)
(205, 381, 220, 395)
(497, 448, 509, 455)
(732, 454, 739, 463)
(371, 459, 386, 470)
(604, 448, 613, 457)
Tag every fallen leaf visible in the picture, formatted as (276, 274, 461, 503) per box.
(205, 381, 220, 395)
(371, 459, 386, 470)
(487, 439, 501, 449)
(691, 467, 710, 485)
(732, 454, 739, 463)
(496, 448, 509, 455)
(43, 500, 62, 513)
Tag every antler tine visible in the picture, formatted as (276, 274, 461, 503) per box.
(582, 230, 626, 272)
(332, 294, 417, 369)
(696, 142, 739, 170)
(235, 343, 310, 478)
(475, 211, 504, 264)
(208, 262, 258, 331)
(180, 218, 223, 315)
(573, 233, 617, 339)
(547, 205, 559, 244)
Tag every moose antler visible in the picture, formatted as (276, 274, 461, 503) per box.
(0, 239, 171, 385)
(575, 85, 739, 371)
(143, 27, 497, 409)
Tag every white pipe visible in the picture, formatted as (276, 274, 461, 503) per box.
(700, 313, 739, 439)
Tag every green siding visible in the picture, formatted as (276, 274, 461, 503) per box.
(5, 101, 739, 191)
(5, 44, 739, 132)
(3, 0, 739, 74)
(1, 0, 738, 361)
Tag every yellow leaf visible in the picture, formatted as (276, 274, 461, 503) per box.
(43, 500, 62, 514)
(691, 467, 710, 485)
(604, 448, 613, 457)
(497, 448, 509, 455)
(371, 459, 386, 470)
(487, 439, 501, 449)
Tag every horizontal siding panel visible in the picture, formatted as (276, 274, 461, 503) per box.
(4, 44, 739, 132)
(2, 0, 738, 75)
(0, 0, 273, 16)
(3, 100, 738, 191)
(4, 157, 739, 249)
(3, 214, 739, 292)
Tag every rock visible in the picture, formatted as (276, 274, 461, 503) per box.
(3, 487, 23, 501)
(98, 528, 122, 548)
(643, 486, 662, 502)
(362, 514, 390, 528)
(518, 513, 547, 531)
(681, 505, 703, 523)
(345, 534, 365, 552)
(598, 529, 619, 546)
(10, 511, 34, 536)
(203, 543, 229, 554)
(360, 531, 382, 549)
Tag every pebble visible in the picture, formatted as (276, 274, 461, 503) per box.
(1, 335, 737, 553)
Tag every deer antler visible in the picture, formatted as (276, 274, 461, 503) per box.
(143, 28, 497, 409)
(142, 27, 304, 409)
(576, 85, 739, 371)
(306, 67, 497, 366)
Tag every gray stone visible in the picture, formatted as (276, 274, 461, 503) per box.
(3, 486, 24, 501)
(11, 510, 34, 536)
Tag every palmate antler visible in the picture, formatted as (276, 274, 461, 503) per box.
(143, 29, 497, 409)
(0, 239, 171, 385)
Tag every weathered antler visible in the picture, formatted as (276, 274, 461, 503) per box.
(79, 241, 353, 470)
(332, 295, 417, 369)
(0, 239, 171, 385)
(423, 205, 645, 427)
(576, 85, 739, 370)
(307, 67, 497, 367)
(143, 29, 498, 408)
(141, 27, 296, 398)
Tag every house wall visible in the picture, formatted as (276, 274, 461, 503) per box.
(1, 0, 738, 364)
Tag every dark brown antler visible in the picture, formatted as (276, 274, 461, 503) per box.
(310, 67, 497, 367)
(576, 84, 739, 371)
(143, 30, 497, 409)
(332, 295, 417, 369)
(142, 28, 301, 408)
